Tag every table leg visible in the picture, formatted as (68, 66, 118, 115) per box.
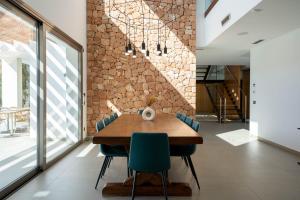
(102, 173, 192, 196)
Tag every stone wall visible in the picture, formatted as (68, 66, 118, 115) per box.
(87, 0, 196, 135)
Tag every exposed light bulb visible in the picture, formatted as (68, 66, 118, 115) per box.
(132, 48, 136, 58)
(128, 43, 132, 53)
(163, 46, 167, 54)
(141, 41, 146, 53)
(125, 46, 129, 56)
(156, 43, 161, 55)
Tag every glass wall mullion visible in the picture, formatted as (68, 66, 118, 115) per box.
(37, 23, 47, 170)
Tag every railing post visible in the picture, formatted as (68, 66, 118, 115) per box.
(224, 98, 227, 123)
(244, 95, 247, 123)
(219, 97, 222, 123)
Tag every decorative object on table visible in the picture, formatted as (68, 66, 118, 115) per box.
(142, 96, 157, 121)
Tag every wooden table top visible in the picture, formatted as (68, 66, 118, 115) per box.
(92, 114, 203, 145)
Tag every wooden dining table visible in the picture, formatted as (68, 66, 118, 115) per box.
(92, 113, 203, 197)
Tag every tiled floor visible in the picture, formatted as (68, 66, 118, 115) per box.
(6, 122, 300, 200)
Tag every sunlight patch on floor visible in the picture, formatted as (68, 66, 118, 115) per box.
(216, 129, 257, 146)
(76, 143, 96, 158)
(33, 191, 50, 198)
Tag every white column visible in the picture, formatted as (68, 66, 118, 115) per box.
(1, 59, 18, 108)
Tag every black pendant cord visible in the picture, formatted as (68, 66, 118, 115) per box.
(146, 9, 150, 58)
(157, 19, 160, 44)
(164, 25, 166, 47)
(141, 0, 145, 43)
(128, 19, 130, 44)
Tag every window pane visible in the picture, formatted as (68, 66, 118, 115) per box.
(46, 32, 81, 162)
(0, 2, 38, 190)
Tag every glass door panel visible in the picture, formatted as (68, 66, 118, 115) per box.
(46, 32, 81, 162)
(0, 2, 38, 190)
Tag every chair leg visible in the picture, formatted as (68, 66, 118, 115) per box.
(161, 171, 168, 200)
(183, 156, 189, 167)
(131, 171, 137, 200)
(100, 156, 110, 178)
(127, 157, 130, 177)
(187, 156, 200, 190)
(107, 156, 112, 168)
(95, 156, 108, 189)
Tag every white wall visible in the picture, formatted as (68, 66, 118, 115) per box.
(250, 28, 300, 152)
(197, 0, 262, 48)
(24, 0, 87, 138)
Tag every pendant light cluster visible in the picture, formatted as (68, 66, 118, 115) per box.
(124, 14, 168, 59)
(108, 0, 185, 59)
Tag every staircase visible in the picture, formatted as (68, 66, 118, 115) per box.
(199, 65, 246, 122)
(196, 66, 211, 81)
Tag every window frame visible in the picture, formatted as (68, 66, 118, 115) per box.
(0, 0, 84, 198)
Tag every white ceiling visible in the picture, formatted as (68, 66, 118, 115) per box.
(197, 0, 300, 66)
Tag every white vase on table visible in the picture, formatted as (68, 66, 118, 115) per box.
(142, 107, 156, 121)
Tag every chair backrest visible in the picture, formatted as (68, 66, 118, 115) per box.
(129, 133, 170, 173)
(192, 121, 200, 132)
(179, 114, 186, 122)
(113, 113, 118, 119)
(95, 120, 105, 132)
(137, 109, 144, 115)
(110, 114, 115, 122)
(103, 117, 111, 126)
(176, 113, 182, 119)
(185, 116, 193, 127)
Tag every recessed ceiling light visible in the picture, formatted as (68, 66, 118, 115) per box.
(237, 32, 248, 36)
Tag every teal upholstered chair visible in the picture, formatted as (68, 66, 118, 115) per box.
(110, 114, 115, 122)
(129, 133, 170, 200)
(137, 109, 144, 115)
(192, 121, 200, 132)
(94, 119, 128, 189)
(179, 114, 186, 122)
(184, 116, 193, 126)
(96, 119, 105, 132)
(113, 113, 118, 119)
(176, 113, 182, 119)
(170, 120, 200, 189)
(103, 117, 111, 126)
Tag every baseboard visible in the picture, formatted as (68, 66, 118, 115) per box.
(258, 137, 300, 156)
(84, 136, 93, 141)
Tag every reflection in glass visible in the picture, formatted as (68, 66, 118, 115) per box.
(46, 32, 81, 162)
(0, 3, 38, 190)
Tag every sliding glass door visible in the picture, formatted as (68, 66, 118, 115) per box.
(46, 32, 81, 162)
(0, 0, 82, 198)
(0, 1, 38, 191)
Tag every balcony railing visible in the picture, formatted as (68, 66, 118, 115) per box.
(205, 0, 219, 17)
